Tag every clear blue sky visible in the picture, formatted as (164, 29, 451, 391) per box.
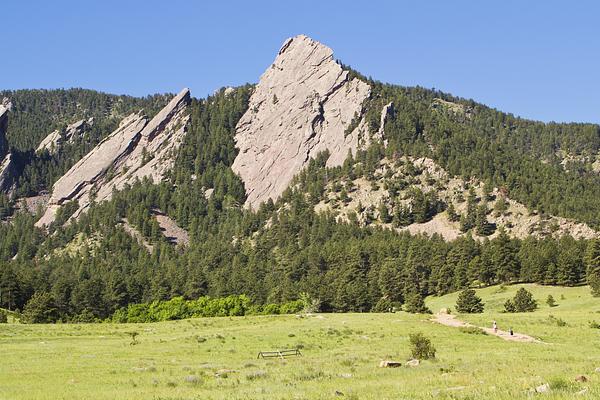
(2, 0, 599, 123)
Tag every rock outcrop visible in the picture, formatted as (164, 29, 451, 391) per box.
(36, 88, 190, 227)
(232, 35, 371, 209)
(36, 118, 94, 154)
(0, 102, 9, 157)
(0, 102, 18, 193)
(375, 102, 393, 145)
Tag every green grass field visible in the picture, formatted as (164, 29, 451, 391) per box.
(1, 284, 599, 399)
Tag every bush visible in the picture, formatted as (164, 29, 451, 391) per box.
(546, 295, 557, 307)
(409, 332, 436, 360)
(504, 288, 537, 312)
(299, 292, 321, 314)
(0, 311, 7, 323)
(262, 304, 280, 315)
(458, 326, 487, 335)
(455, 289, 484, 313)
(547, 315, 567, 327)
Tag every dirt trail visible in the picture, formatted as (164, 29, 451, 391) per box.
(432, 311, 542, 343)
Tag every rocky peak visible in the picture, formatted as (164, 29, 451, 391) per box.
(232, 35, 371, 209)
(36, 88, 191, 227)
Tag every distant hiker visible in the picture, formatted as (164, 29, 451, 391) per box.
(493, 321, 498, 333)
(509, 327, 514, 336)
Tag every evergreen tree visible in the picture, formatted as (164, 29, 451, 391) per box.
(22, 292, 59, 323)
(455, 288, 484, 313)
(505, 288, 537, 312)
(404, 292, 431, 314)
(584, 239, 600, 296)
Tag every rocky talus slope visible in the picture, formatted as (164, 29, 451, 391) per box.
(36, 88, 190, 227)
(232, 35, 372, 209)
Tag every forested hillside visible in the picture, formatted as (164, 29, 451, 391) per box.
(0, 89, 171, 196)
(1, 37, 600, 323)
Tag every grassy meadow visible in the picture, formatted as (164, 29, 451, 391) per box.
(1, 284, 599, 399)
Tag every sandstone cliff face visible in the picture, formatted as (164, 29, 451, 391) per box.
(0, 103, 9, 157)
(232, 35, 372, 209)
(36, 88, 190, 227)
(0, 102, 17, 193)
(36, 118, 94, 154)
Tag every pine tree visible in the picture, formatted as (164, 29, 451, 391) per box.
(446, 202, 459, 222)
(455, 289, 484, 313)
(378, 200, 392, 223)
(584, 239, 600, 296)
(505, 288, 537, 312)
(404, 292, 431, 314)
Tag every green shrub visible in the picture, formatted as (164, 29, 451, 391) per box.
(459, 326, 487, 335)
(0, 311, 7, 323)
(547, 315, 567, 327)
(546, 295, 557, 307)
(455, 289, 484, 313)
(262, 304, 280, 315)
(409, 332, 436, 360)
(111, 294, 307, 323)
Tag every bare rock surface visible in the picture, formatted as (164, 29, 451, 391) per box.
(0, 103, 10, 157)
(232, 35, 371, 208)
(0, 102, 18, 193)
(36, 88, 190, 227)
(153, 209, 189, 246)
(374, 102, 393, 145)
(36, 118, 94, 154)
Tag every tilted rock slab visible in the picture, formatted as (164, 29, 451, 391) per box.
(0, 103, 9, 158)
(0, 103, 17, 193)
(36, 117, 94, 154)
(36, 88, 190, 227)
(232, 35, 371, 209)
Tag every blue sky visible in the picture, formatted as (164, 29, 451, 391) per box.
(2, 1, 599, 123)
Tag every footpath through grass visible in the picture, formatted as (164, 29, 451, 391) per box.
(0, 284, 598, 399)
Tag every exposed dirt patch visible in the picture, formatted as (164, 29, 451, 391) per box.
(432, 311, 542, 343)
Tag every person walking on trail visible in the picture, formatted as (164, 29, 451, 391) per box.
(509, 327, 514, 336)
(493, 321, 498, 333)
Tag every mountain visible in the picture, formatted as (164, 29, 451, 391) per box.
(1, 35, 600, 322)
(232, 35, 372, 208)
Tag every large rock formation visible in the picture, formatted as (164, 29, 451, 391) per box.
(36, 117, 94, 154)
(36, 88, 190, 227)
(0, 101, 17, 193)
(232, 35, 372, 209)
(0, 102, 9, 157)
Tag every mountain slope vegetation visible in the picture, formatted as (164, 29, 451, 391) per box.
(1, 37, 600, 322)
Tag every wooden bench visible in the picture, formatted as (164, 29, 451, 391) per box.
(257, 349, 302, 359)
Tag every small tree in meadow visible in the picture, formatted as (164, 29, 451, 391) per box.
(409, 332, 436, 360)
(546, 295, 557, 307)
(455, 289, 484, 313)
(504, 288, 537, 312)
